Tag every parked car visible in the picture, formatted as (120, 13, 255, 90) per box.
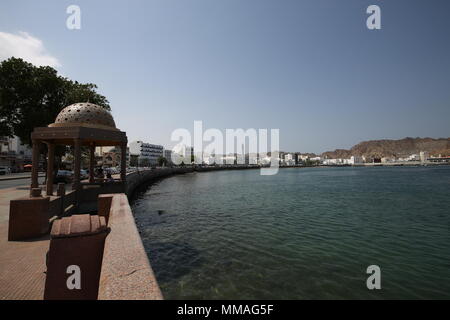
(54, 170, 73, 184)
(0, 166, 11, 175)
(109, 167, 120, 174)
(80, 169, 89, 180)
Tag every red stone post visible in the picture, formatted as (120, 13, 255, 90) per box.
(89, 144, 95, 183)
(73, 139, 81, 191)
(46, 142, 55, 196)
(120, 142, 127, 183)
(30, 140, 40, 196)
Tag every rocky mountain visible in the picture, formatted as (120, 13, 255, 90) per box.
(321, 137, 450, 159)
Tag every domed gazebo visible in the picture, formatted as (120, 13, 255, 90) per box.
(30, 103, 128, 196)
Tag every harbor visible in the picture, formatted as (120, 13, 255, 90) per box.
(1, 0, 450, 304)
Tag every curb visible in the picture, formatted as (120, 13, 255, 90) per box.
(0, 174, 45, 182)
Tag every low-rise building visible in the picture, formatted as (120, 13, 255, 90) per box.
(248, 154, 258, 165)
(129, 141, 163, 166)
(323, 158, 343, 165)
(0, 136, 33, 171)
(284, 153, 295, 166)
(222, 155, 236, 165)
(100, 146, 129, 168)
(163, 149, 173, 165)
(420, 151, 429, 163)
(348, 155, 364, 164)
(408, 154, 420, 161)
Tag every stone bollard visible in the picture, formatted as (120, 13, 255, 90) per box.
(31, 187, 42, 198)
(97, 194, 114, 225)
(8, 188, 50, 241)
(56, 183, 66, 216)
(44, 214, 110, 300)
(57, 183, 66, 197)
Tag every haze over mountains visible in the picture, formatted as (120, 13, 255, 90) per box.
(320, 137, 450, 159)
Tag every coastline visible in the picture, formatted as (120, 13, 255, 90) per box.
(130, 165, 450, 299)
(129, 162, 450, 200)
(128, 161, 449, 201)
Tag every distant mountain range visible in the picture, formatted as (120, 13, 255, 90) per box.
(321, 137, 450, 159)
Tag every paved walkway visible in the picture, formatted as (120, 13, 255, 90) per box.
(0, 185, 49, 300)
(0, 175, 125, 300)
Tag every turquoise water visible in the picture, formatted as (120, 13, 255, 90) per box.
(132, 166, 450, 299)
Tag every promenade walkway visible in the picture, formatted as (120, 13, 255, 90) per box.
(0, 185, 49, 300)
(0, 174, 121, 300)
(0, 169, 160, 300)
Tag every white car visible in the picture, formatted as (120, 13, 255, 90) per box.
(109, 167, 119, 174)
(54, 170, 73, 183)
(0, 166, 11, 175)
(80, 169, 89, 180)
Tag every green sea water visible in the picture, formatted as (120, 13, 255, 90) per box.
(131, 166, 450, 299)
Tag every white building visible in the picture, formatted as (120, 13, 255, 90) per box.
(420, 151, 429, 163)
(222, 155, 236, 165)
(0, 136, 32, 170)
(129, 141, 163, 165)
(259, 156, 273, 165)
(163, 149, 173, 165)
(408, 154, 420, 161)
(348, 155, 364, 165)
(1, 136, 32, 158)
(284, 153, 295, 166)
(248, 155, 258, 165)
(323, 158, 343, 165)
(171, 144, 195, 163)
(236, 154, 245, 164)
(299, 155, 309, 161)
(203, 156, 217, 165)
(163, 149, 172, 159)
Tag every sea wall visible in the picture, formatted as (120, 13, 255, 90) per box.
(97, 166, 260, 299)
(96, 168, 195, 299)
(125, 167, 194, 198)
(98, 193, 163, 300)
(125, 165, 262, 198)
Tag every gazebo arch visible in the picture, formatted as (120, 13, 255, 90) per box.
(9, 102, 129, 241)
(30, 103, 127, 196)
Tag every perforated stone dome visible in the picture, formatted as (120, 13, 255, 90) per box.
(49, 103, 117, 130)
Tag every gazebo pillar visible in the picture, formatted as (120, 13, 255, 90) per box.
(30, 140, 40, 196)
(89, 144, 95, 183)
(73, 139, 82, 191)
(120, 142, 127, 183)
(46, 142, 55, 196)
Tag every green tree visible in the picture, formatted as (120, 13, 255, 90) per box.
(130, 154, 139, 167)
(157, 156, 167, 167)
(139, 158, 150, 167)
(0, 57, 110, 146)
(304, 159, 320, 167)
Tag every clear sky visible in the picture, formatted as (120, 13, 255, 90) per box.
(1, 0, 449, 154)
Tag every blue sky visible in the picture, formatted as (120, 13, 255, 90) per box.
(1, 0, 449, 153)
